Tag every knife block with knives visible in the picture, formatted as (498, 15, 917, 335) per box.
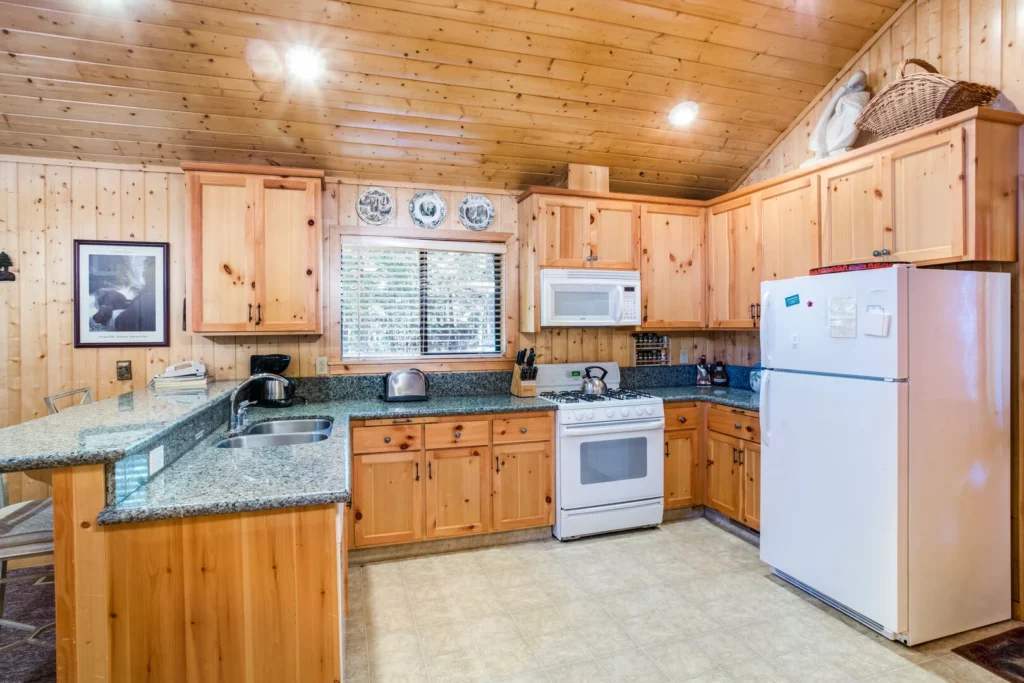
(510, 347, 537, 397)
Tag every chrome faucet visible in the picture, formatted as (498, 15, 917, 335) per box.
(229, 373, 286, 431)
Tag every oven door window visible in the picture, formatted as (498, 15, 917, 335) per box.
(579, 437, 648, 485)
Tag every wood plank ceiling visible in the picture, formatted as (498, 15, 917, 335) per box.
(0, 0, 906, 198)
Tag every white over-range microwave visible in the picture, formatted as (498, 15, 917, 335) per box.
(540, 269, 641, 327)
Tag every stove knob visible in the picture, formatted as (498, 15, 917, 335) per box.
(621, 408, 629, 417)
(606, 409, 614, 417)
(586, 410, 595, 419)
(575, 412, 585, 421)
(645, 406, 654, 415)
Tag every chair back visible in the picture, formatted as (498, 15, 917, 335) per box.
(44, 388, 93, 415)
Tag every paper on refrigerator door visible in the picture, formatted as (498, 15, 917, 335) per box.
(828, 297, 857, 338)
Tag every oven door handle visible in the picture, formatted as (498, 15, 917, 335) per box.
(561, 418, 665, 437)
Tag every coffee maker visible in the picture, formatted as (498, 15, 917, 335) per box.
(249, 354, 303, 408)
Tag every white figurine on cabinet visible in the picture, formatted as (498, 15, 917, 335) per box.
(802, 71, 871, 167)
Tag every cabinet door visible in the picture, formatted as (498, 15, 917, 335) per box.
(640, 204, 704, 329)
(881, 128, 966, 263)
(352, 452, 424, 547)
(255, 177, 322, 332)
(425, 447, 490, 539)
(539, 195, 589, 268)
(758, 176, 820, 281)
(706, 432, 743, 521)
(741, 442, 760, 531)
(589, 200, 640, 269)
(707, 197, 760, 328)
(664, 428, 701, 509)
(187, 172, 256, 332)
(492, 441, 554, 531)
(819, 156, 884, 265)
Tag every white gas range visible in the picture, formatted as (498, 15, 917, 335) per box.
(535, 362, 666, 540)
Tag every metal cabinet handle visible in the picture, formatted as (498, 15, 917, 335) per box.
(415, 462, 420, 481)
(739, 449, 745, 466)
(520, 427, 527, 434)
(593, 255, 599, 262)
(873, 250, 881, 257)
(454, 431, 462, 439)
(678, 416, 687, 424)
(392, 419, 412, 424)
(248, 303, 253, 322)
(428, 462, 432, 479)
(749, 303, 755, 321)
(643, 304, 648, 323)
(734, 423, 741, 429)
(495, 456, 500, 473)
(384, 436, 391, 444)
(256, 303, 262, 325)
(586, 255, 593, 261)
(755, 303, 761, 321)
(881, 249, 890, 256)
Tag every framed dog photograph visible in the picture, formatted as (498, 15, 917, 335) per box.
(74, 240, 170, 348)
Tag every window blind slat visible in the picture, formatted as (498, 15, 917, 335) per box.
(341, 242, 503, 360)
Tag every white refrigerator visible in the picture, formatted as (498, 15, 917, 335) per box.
(759, 265, 1010, 645)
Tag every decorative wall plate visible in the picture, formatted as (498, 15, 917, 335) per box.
(356, 187, 395, 226)
(458, 194, 496, 231)
(409, 190, 447, 229)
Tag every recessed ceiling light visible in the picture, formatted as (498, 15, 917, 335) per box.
(668, 101, 699, 126)
(286, 45, 326, 82)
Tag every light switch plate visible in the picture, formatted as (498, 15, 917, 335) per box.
(315, 356, 329, 375)
(148, 445, 165, 477)
(679, 349, 688, 364)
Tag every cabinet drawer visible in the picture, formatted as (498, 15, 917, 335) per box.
(425, 420, 489, 449)
(707, 406, 760, 443)
(352, 425, 422, 454)
(665, 404, 699, 430)
(492, 416, 553, 443)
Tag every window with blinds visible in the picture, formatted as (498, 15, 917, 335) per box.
(341, 237, 504, 360)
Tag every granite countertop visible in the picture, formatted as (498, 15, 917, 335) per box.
(647, 386, 760, 412)
(0, 381, 238, 473)
(98, 394, 553, 525)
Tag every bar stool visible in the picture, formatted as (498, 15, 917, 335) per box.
(43, 387, 93, 415)
(0, 474, 55, 652)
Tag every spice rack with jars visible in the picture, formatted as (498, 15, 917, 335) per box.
(632, 333, 670, 366)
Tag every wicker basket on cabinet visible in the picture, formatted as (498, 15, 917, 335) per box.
(854, 59, 998, 139)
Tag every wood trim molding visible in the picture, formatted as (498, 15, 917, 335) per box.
(337, 225, 514, 243)
(180, 162, 325, 178)
(517, 185, 706, 206)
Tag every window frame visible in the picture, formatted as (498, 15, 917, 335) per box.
(328, 225, 519, 371)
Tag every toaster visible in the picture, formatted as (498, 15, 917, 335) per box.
(384, 369, 429, 402)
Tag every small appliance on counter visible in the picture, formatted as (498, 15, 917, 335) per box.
(249, 354, 304, 408)
(710, 360, 729, 387)
(696, 355, 712, 386)
(384, 369, 428, 401)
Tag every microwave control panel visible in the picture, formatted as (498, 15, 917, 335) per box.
(622, 286, 639, 322)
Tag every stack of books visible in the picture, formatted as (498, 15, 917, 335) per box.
(150, 373, 214, 394)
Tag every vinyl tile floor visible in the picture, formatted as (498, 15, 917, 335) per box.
(344, 517, 1018, 683)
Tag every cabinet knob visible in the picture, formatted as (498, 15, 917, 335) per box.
(384, 436, 391, 444)
(881, 249, 890, 256)
(593, 255, 599, 261)
(873, 250, 881, 257)
(308, 219, 315, 226)
(734, 423, 741, 429)
(520, 427, 528, 434)
(454, 431, 462, 439)
(678, 416, 687, 424)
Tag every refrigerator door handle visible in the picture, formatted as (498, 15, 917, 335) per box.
(761, 370, 771, 448)
(761, 289, 772, 366)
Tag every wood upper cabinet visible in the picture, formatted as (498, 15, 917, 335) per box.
(352, 451, 424, 547)
(185, 163, 323, 335)
(880, 128, 965, 263)
(640, 204, 704, 329)
(538, 194, 589, 268)
(742, 442, 761, 531)
(589, 199, 640, 269)
(819, 154, 884, 266)
(707, 197, 760, 328)
(425, 447, 490, 539)
(664, 424, 701, 509)
(757, 176, 820, 281)
(706, 431, 744, 520)
(492, 440, 554, 531)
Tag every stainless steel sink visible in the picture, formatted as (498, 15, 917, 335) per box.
(243, 419, 333, 436)
(216, 432, 330, 449)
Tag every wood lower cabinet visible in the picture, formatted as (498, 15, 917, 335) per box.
(425, 447, 490, 538)
(708, 196, 760, 328)
(350, 412, 555, 548)
(184, 162, 322, 335)
(742, 442, 761, 531)
(352, 451, 424, 547)
(706, 432, 744, 520)
(664, 425, 700, 509)
(492, 441, 554, 531)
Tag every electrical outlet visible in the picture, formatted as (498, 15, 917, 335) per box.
(315, 356, 329, 375)
(148, 445, 165, 477)
(679, 349, 689, 364)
